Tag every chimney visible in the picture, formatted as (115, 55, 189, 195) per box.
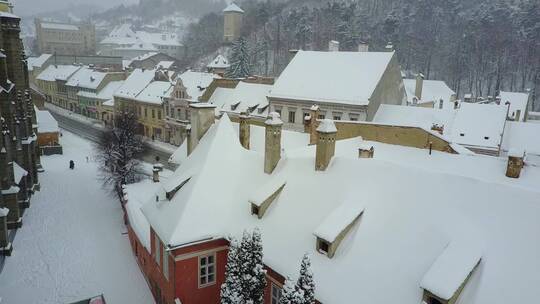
(264, 112, 283, 174)
(187, 103, 216, 155)
(385, 42, 394, 52)
(515, 109, 521, 122)
(358, 42, 369, 52)
(329, 40, 340, 52)
(439, 99, 444, 109)
(315, 119, 337, 171)
(307, 105, 320, 145)
(152, 167, 160, 183)
(506, 149, 525, 178)
(0, 207, 11, 256)
(239, 112, 250, 149)
(358, 144, 374, 158)
(415, 73, 424, 101)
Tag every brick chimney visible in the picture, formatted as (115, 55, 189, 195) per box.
(264, 112, 283, 174)
(0, 207, 11, 256)
(358, 42, 369, 52)
(358, 145, 374, 158)
(415, 73, 424, 101)
(239, 112, 250, 149)
(329, 40, 340, 52)
(306, 105, 320, 145)
(187, 103, 216, 155)
(315, 119, 337, 171)
(506, 149, 525, 178)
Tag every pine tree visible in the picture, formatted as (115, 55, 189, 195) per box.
(221, 238, 244, 304)
(237, 229, 267, 304)
(296, 254, 315, 304)
(225, 37, 251, 79)
(278, 277, 303, 304)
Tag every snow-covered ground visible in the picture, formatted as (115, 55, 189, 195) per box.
(0, 131, 155, 304)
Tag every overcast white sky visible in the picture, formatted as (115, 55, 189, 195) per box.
(14, 0, 138, 16)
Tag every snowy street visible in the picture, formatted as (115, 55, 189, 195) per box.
(0, 131, 154, 304)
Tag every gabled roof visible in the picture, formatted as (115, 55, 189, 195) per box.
(36, 110, 59, 133)
(114, 68, 155, 99)
(27, 54, 52, 69)
(269, 51, 395, 106)
(209, 82, 272, 117)
(65, 67, 107, 90)
(403, 78, 455, 104)
(135, 81, 172, 105)
(177, 70, 216, 102)
(96, 81, 123, 101)
(36, 65, 81, 82)
(451, 103, 507, 150)
(207, 54, 229, 69)
(129, 114, 540, 304)
(224, 3, 244, 13)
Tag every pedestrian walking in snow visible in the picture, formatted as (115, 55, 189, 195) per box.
(86, 156, 89, 163)
(69, 160, 75, 170)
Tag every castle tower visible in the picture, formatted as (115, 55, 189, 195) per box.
(223, 2, 244, 43)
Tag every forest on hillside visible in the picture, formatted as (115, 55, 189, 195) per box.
(182, 0, 539, 108)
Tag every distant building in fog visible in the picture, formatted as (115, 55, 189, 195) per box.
(35, 19, 96, 56)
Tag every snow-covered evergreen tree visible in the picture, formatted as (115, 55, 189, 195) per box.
(296, 254, 315, 304)
(221, 238, 244, 304)
(225, 36, 251, 79)
(237, 229, 266, 304)
(279, 254, 316, 304)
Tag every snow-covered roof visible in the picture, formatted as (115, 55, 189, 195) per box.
(135, 81, 172, 105)
(157, 61, 174, 69)
(0, 207, 8, 217)
(502, 121, 540, 155)
(317, 119, 337, 133)
(269, 51, 395, 106)
(209, 82, 272, 117)
(131, 52, 159, 62)
(403, 78, 455, 104)
(40, 22, 79, 31)
(207, 54, 229, 69)
(178, 70, 216, 102)
(36, 65, 81, 82)
(114, 68, 155, 99)
(65, 67, 107, 90)
(128, 114, 540, 304)
(374, 103, 507, 150)
(37, 110, 59, 133)
(0, 11, 19, 19)
(100, 24, 138, 45)
(27, 54, 52, 69)
(499, 91, 529, 122)
(96, 81, 123, 101)
(420, 240, 482, 300)
(135, 31, 181, 47)
(224, 3, 244, 13)
(451, 103, 507, 150)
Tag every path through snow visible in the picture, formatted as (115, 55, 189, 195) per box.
(0, 131, 154, 304)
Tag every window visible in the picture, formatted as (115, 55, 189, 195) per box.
(318, 114, 325, 119)
(158, 110, 162, 120)
(152, 109, 155, 119)
(288, 111, 296, 123)
(154, 234, 161, 267)
(349, 113, 359, 121)
(271, 283, 282, 304)
(333, 115, 341, 121)
(144, 108, 148, 118)
(199, 254, 216, 287)
(317, 238, 330, 254)
(274, 108, 282, 117)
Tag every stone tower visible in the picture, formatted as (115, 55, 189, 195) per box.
(223, 3, 244, 43)
(264, 112, 283, 174)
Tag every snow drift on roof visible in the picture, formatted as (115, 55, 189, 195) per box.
(451, 103, 507, 149)
(114, 68, 155, 99)
(269, 51, 394, 105)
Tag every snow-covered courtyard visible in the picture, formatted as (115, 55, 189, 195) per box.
(0, 131, 154, 304)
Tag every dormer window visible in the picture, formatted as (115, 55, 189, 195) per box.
(248, 179, 286, 219)
(313, 200, 364, 258)
(231, 101, 241, 111)
(164, 175, 192, 200)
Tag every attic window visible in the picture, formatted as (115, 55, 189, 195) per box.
(313, 200, 364, 258)
(247, 104, 259, 113)
(258, 105, 269, 114)
(459, 133, 465, 137)
(165, 177, 191, 200)
(248, 179, 286, 219)
(484, 136, 489, 140)
(231, 101, 241, 111)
